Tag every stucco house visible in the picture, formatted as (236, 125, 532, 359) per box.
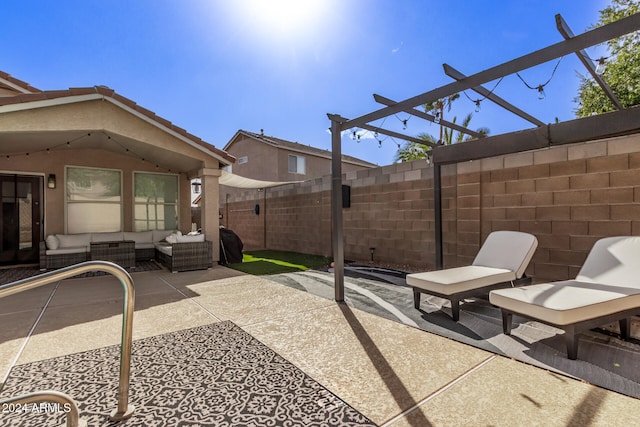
(222, 129, 377, 182)
(0, 71, 233, 266)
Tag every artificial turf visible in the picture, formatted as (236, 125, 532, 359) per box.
(226, 250, 331, 275)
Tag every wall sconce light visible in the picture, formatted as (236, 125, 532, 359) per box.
(191, 181, 201, 194)
(369, 247, 376, 262)
(47, 174, 56, 189)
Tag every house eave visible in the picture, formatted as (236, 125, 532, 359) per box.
(0, 93, 234, 167)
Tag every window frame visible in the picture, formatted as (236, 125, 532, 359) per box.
(64, 165, 123, 233)
(132, 171, 180, 231)
(288, 154, 306, 175)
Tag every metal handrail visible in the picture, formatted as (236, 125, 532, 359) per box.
(2, 390, 86, 427)
(0, 261, 136, 422)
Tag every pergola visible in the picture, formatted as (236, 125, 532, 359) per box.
(328, 13, 640, 302)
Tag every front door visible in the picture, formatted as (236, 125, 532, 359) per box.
(0, 174, 43, 265)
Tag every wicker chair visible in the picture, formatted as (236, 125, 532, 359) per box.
(155, 241, 213, 273)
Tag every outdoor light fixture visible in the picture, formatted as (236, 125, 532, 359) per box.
(192, 181, 201, 194)
(537, 85, 546, 100)
(369, 247, 376, 262)
(47, 174, 56, 189)
(475, 99, 481, 112)
(595, 57, 607, 75)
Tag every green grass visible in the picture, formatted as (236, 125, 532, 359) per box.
(226, 250, 332, 275)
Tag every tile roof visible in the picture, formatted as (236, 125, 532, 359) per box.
(236, 130, 378, 167)
(0, 71, 234, 163)
(0, 71, 41, 93)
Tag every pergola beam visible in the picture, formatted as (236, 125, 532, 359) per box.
(342, 12, 640, 131)
(555, 14, 623, 110)
(443, 64, 545, 127)
(373, 94, 486, 139)
(328, 113, 438, 148)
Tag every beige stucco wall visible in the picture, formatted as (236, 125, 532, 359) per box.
(0, 99, 222, 170)
(1, 148, 191, 236)
(225, 134, 373, 182)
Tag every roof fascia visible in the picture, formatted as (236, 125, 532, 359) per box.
(0, 93, 103, 114)
(222, 129, 247, 151)
(0, 76, 37, 94)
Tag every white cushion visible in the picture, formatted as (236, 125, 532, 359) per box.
(46, 246, 87, 255)
(46, 235, 60, 250)
(124, 231, 153, 244)
(153, 229, 179, 242)
(489, 236, 640, 325)
(91, 232, 125, 243)
(165, 233, 179, 244)
(489, 280, 640, 325)
(155, 243, 173, 257)
(56, 233, 91, 250)
(575, 236, 640, 289)
(407, 266, 515, 296)
(176, 234, 205, 243)
(135, 242, 155, 250)
(473, 231, 538, 278)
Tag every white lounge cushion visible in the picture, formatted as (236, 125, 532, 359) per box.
(490, 236, 640, 326)
(176, 234, 205, 243)
(124, 231, 153, 244)
(472, 230, 538, 278)
(46, 246, 87, 255)
(91, 232, 125, 243)
(407, 266, 515, 296)
(46, 235, 60, 250)
(489, 281, 640, 325)
(56, 233, 91, 250)
(575, 236, 640, 289)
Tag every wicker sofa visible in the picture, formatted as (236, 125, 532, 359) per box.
(40, 230, 212, 272)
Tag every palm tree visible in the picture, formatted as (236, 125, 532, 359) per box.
(394, 113, 489, 163)
(425, 94, 460, 142)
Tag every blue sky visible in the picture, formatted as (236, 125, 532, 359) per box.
(3, 0, 609, 166)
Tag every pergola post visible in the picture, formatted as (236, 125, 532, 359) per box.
(330, 118, 345, 302)
(433, 162, 443, 270)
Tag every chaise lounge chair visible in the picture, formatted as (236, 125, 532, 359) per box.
(407, 231, 538, 321)
(490, 236, 640, 360)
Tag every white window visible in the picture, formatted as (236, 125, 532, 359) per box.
(288, 155, 306, 174)
(237, 156, 248, 165)
(133, 172, 179, 231)
(66, 166, 122, 233)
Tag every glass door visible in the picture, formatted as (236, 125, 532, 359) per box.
(0, 174, 43, 265)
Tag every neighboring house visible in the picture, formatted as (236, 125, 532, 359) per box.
(222, 129, 377, 182)
(0, 71, 234, 266)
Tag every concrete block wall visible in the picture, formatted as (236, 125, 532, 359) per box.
(222, 195, 265, 250)
(467, 134, 640, 282)
(223, 133, 640, 282)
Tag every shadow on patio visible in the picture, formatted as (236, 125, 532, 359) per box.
(1, 265, 639, 426)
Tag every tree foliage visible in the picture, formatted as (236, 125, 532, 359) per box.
(394, 113, 489, 163)
(575, 0, 640, 116)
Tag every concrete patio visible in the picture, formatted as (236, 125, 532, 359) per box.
(1, 266, 639, 426)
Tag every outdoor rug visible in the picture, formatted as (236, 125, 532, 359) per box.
(0, 260, 162, 286)
(0, 321, 376, 426)
(270, 270, 640, 401)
